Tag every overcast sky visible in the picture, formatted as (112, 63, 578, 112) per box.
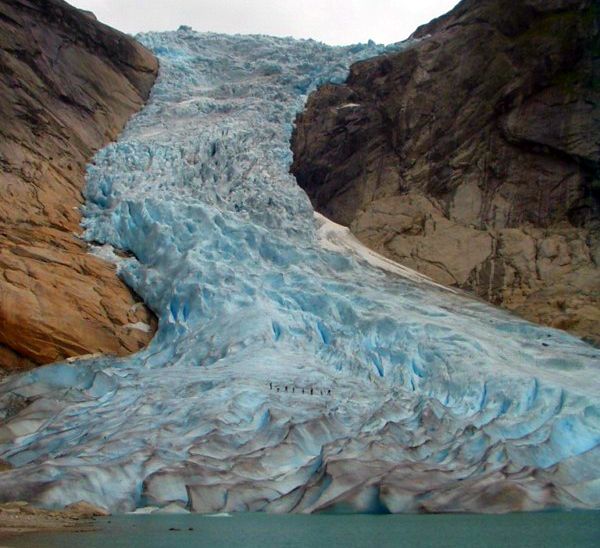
(69, 0, 459, 45)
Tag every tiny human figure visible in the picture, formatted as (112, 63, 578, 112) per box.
(292, 387, 295, 393)
(310, 388, 313, 395)
(285, 386, 288, 392)
(277, 387, 280, 392)
(302, 388, 305, 394)
(269, 382, 272, 390)
(327, 389, 331, 395)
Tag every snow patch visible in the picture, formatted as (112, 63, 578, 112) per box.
(314, 212, 451, 290)
(122, 322, 152, 333)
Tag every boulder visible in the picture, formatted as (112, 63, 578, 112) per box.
(64, 501, 110, 518)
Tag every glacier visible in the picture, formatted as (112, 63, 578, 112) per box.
(0, 29, 599, 514)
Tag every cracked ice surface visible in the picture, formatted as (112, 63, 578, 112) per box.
(1, 30, 600, 513)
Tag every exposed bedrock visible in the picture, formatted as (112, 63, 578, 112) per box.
(0, 0, 158, 373)
(291, 0, 600, 345)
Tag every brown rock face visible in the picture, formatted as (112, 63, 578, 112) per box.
(291, 0, 600, 345)
(0, 0, 159, 373)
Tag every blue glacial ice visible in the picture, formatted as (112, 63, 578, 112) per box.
(0, 29, 599, 514)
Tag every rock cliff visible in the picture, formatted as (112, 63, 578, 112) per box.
(0, 0, 158, 373)
(291, 0, 600, 345)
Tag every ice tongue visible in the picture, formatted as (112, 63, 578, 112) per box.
(0, 30, 598, 514)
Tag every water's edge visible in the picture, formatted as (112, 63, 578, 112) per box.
(9, 512, 600, 548)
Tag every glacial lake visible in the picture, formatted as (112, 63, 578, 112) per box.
(9, 511, 600, 547)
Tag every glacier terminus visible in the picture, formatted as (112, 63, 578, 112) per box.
(0, 29, 599, 514)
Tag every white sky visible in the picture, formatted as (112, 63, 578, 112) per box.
(69, 0, 459, 45)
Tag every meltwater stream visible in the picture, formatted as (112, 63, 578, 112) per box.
(0, 30, 599, 514)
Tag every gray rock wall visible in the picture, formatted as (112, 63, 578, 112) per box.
(292, 0, 600, 344)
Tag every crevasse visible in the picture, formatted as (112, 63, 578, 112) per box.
(0, 30, 599, 513)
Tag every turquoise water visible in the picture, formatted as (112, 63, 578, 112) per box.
(10, 512, 600, 547)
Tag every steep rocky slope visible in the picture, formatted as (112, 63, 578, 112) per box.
(292, 0, 600, 345)
(0, 0, 158, 373)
